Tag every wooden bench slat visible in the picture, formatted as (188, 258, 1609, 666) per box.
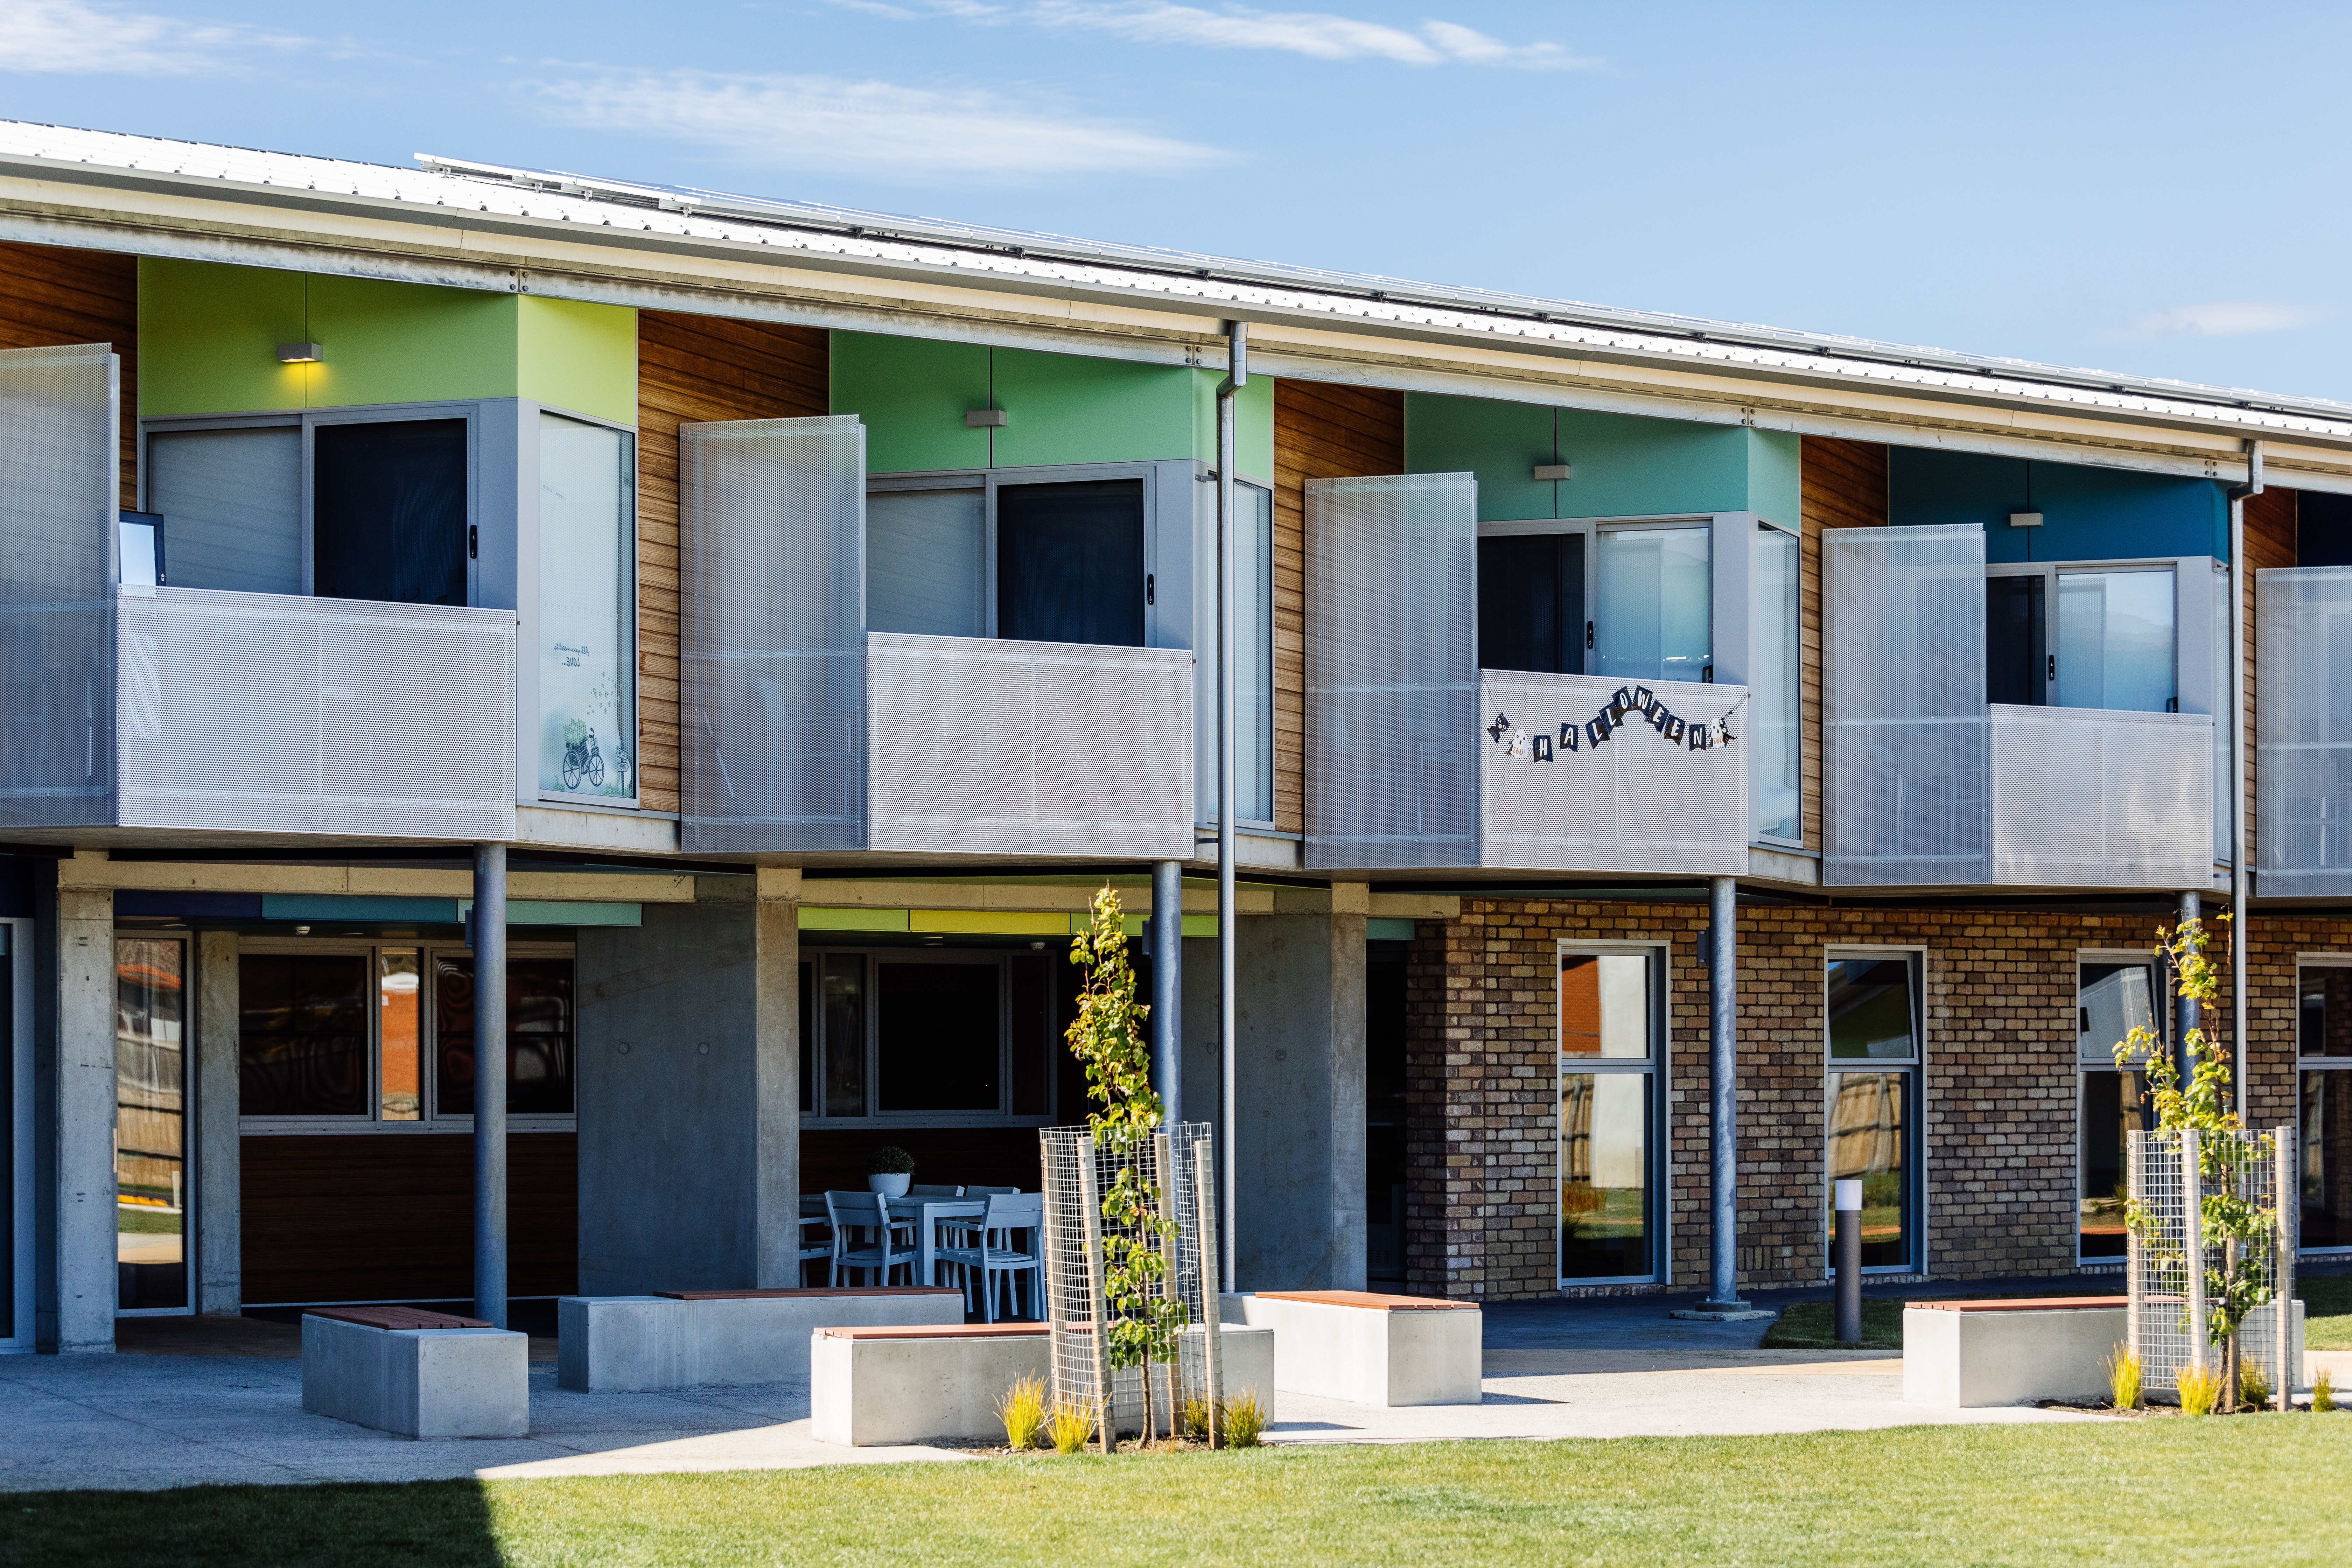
(304, 1305, 494, 1331)
(820, 1323, 1048, 1340)
(1255, 1289, 1476, 1311)
(1906, 1296, 2127, 1313)
(655, 1287, 961, 1301)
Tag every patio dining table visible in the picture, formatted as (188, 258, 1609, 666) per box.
(802, 1194, 988, 1288)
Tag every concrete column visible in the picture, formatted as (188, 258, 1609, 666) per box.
(1150, 860, 1182, 1127)
(752, 868, 801, 1289)
(42, 861, 115, 1352)
(473, 842, 507, 1329)
(194, 930, 240, 1315)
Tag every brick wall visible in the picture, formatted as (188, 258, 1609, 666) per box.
(1403, 896, 2350, 1302)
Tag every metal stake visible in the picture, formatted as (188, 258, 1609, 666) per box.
(2183, 1129, 2208, 1380)
(1076, 1135, 1113, 1452)
(1195, 1135, 1224, 1450)
(2276, 1127, 2297, 1411)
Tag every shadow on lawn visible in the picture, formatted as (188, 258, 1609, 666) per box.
(0, 1477, 504, 1568)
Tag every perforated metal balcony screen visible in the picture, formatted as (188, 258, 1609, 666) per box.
(1989, 706, 2211, 887)
(1479, 672, 1749, 874)
(867, 632, 1194, 857)
(0, 343, 118, 828)
(2258, 566, 2352, 896)
(680, 415, 866, 853)
(115, 588, 516, 839)
(1304, 472, 1478, 870)
(1823, 524, 1990, 886)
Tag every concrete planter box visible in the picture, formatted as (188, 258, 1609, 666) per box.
(557, 1286, 964, 1392)
(1903, 1298, 2125, 1407)
(301, 1309, 528, 1439)
(1220, 1289, 1482, 1406)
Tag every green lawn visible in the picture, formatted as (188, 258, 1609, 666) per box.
(2302, 1274, 2352, 1350)
(1764, 1277, 2352, 1352)
(6, 1422, 2348, 1568)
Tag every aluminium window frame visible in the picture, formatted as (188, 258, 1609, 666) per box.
(1822, 944, 1929, 1277)
(2073, 946, 2165, 1269)
(234, 935, 579, 1137)
(2297, 952, 2352, 1258)
(1554, 937, 1672, 1289)
(797, 944, 1059, 1131)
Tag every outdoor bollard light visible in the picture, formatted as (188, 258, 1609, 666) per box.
(1834, 1178, 1863, 1345)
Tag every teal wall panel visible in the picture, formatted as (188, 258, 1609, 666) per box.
(991, 347, 1193, 467)
(1404, 393, 1555, 520)
(830, 331, 989, 472)
(1747, 428, 1802, 528)
(1889, 447, 2228, 563)
(1553, 407, 1750, 518)
(1405, 392, 1790, 520)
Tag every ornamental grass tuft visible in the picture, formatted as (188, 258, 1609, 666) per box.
(1046, 1399, 1094, 1455)
(1221, 1391, 1268, 1448)
(2176, 1365, 2223, 1416)
(2239, 1361, 2271, 1411)
(2313, 1367, 2337, 1413)
(2105, 1349, 2142, 1411)
(995, 1376, 1045, 1451)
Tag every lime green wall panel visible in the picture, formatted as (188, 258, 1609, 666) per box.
(1746, 428, 1801, 528)
(516, 295, 638, 426)
(138, 258, 312, 415)
(830, 331, 989, 472)
(1405, 392, 1556, 520)
(298, 271, 518, 410)
(991, 347, 1192, 467)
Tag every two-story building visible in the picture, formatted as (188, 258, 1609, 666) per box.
(2, 121, 2348, 1351)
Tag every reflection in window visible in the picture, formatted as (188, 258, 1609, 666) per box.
(1755, 525, 1801, 841)
(997, 479, 1145, 647)
(1559, 950, 1655, 1281)
(2056, 568, 2175, 713)
(116, 938, 186, 1310)
(239, 953, 369, 1116)
(434, 956, 576, 1116)
(868, 489, 984, 638)
(2078, 960, 2158, 1258)
(146, 426, 302, 596)
(1824, 955, 1917, 1270)
(800, 947, 1055, 1125)
(824, 953, 868, 1118)
(379, 950, 422, 1122)
(1826, 959, 1919, 1060)
(1596, 526, 1710, 683)
(2300, 966, 2352, 1251)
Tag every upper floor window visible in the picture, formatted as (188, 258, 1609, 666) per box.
(1987, 563, 2177, 712)
(797, 945, 1057, 1126)
(1475, 521, 1712, 681)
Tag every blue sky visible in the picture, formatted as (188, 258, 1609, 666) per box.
(6, 0, 2349, 401)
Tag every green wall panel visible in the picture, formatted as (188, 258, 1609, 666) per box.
(992, 347, 1191, 467)
(830, 331, 989, 472)
(1405, 392, 1555, 520)
(1552, 407, 1749, 518)
(516, 295, 638, 426)
(1746, 429, 1801, 528)
(141, 259, 636, 422)
(1192, 370, 1274, 481)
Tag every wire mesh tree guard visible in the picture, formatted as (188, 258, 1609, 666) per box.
(2126, 1125, 2298, 1409)
(1040, 1121, 1222, 1451)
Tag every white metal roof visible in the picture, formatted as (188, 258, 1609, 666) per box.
(4, 118, 2348, 448)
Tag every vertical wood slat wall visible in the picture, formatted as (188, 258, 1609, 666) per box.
(1273, 380, 1406, 836)
(634, 312, 829, 816)
(2241, 486, 2297, 872)
(1797, 436, 1889, 853)
(0, 240, 139, 512)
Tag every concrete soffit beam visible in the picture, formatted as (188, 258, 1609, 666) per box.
(3, 162, 2347, 479)
(53, 859, 696, 903)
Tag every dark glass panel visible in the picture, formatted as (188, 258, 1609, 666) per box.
(2304, 967, 2352, 1058)
(313, 419, 468, 606)
(799, 959, 814, 1114)
(1009, 956, 1049, 1116)
(1478, 532, 1584, 675)
(2079, 1068, 2150, 1258)
(2303, 1070, 2352, 1248)
(877, 961, 1000, 1112)
(824, 954, 867, 1118)
(239, 953, 369, 1116)
(1826, 958, 1918, 1060)
(1985, 573, 2046, 706)
(1828, 1070, 1912, 1268)
(435, 957, 576, 1116)
(1366, 941, 1409, 1284)
(996, 479, 1144, 647)
(1560, 1072, 1649, 1279)
(116, 938, 187, 1310)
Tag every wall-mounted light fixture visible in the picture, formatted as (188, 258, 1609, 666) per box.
(965, 408, 1007, 427)
(2008, 511, 2044, 528)
(1533, 463, 1572, 481)
(275, 343, 323, 364)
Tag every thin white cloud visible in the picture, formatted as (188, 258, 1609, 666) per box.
(2114, 301, 2323, 341)
(827, 0, 1593, 68)
(0, 0, 307, 75)
(532, 69, 1228, 181)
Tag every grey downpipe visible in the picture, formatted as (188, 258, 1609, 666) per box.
(2226, 441, 2259, 1118)
(472, 841, 509, 1329)
(1152, 858, 1182, 1128)
(1705, 875, 1746, 1309)
(1217, 318, 1246, 1285)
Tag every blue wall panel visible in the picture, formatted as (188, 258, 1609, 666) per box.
(1889, 447, 2228, 563)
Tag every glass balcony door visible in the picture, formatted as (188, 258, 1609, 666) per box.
(1595, 524, 1711, 684)
(1987, 564, 2177, 713)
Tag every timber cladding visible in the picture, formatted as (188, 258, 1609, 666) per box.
(1400, 896, 2344, 1302)
(1798, 436, 1888, 853)
(635, 312, 828, 815)
(2242, 486, 2297, 864)
(0, 240, 138, 511)
(1274, 380, 1404, 835)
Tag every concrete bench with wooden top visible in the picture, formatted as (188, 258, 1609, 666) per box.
(1902, 1296, 2127, 1407)
(557, 1286, 966, 1392)
(1219, 1289, 1483, 1407)
(301, 1306, 529, 1439)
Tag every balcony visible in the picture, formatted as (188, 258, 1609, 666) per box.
(685, 630, 1195, 858)
(0, 586, 518, 839)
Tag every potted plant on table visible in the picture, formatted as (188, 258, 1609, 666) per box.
(867, 1146, 916, 1197)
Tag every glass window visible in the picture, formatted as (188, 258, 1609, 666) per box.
(312, 419, 469, 607)
(434, 955, 576, 1117)
(1986, 573, 2047, 706)
(2078, 960, 2158, 1260)
(868, 489, 985, 638)
(996, 479, 1145, 647)
(878, 961, 1001, 1112)
(823, 953, 868, 1118)
(2056, 568, 2175, 713)
(1558, 950, 1657, 1282)
(801, 946, 1057, 1127)
(115, 938, 186, 1311)
(1478, 532, 1585, 676)
(239, 953, 370, 1116)
(2300, 963, 2352, 1252)
(1232, 481, 1275, 825)
(146, 426, 303, 596)
(1755, 524, 1801, 841)
(1595, 525, 1709, 683)
(379, 950, 422, 1122)
(537, 413, 636, 800)
(1825, 955, 1918, 1270)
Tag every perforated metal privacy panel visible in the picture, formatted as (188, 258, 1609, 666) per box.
(2258, 566, 2352, 897)
(1478, 671, 1749, 874)
(1989, 705, 2211, 887)
(0, 343, 118, 829)
(680, 415, 865, 853)
(866, 631, 1194, 858)
(1304, 472, 1478, 870)
(115, 588, 516, 839)
(1823, 525, 1990, 886)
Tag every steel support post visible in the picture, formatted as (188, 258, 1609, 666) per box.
(472, 841, 508, 1329)
(1702, 875, 1746, 1310)
(1152, 859, 1183, 1127)
(1216, 320, 1246, 1286)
